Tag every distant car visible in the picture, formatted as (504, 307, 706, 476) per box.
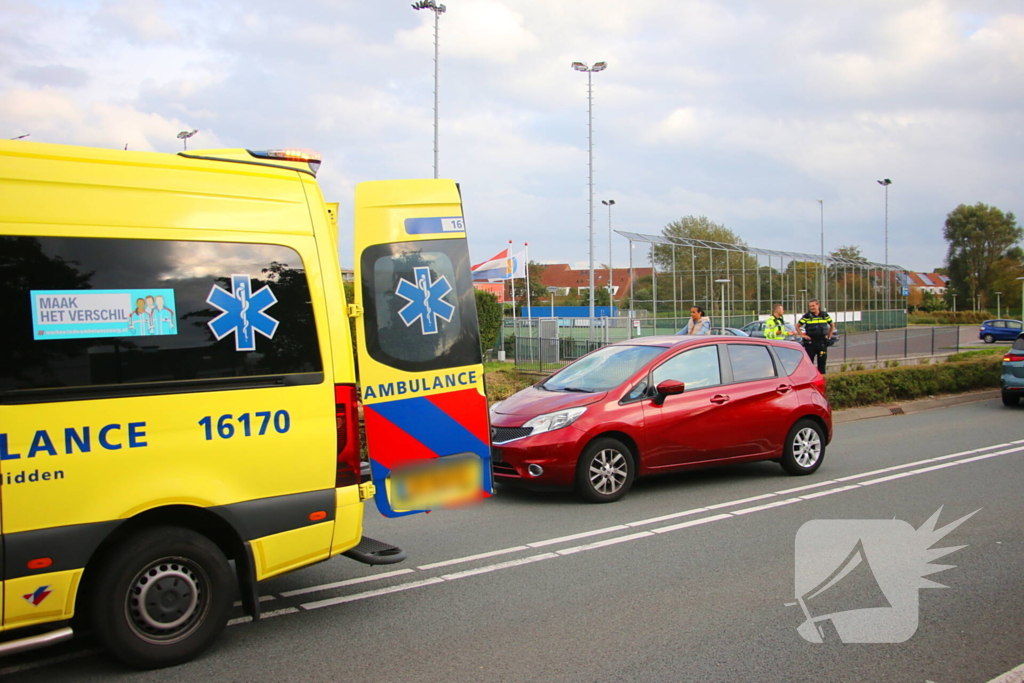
(677, 326, 749, 337)
(489, 336, 832, 503)
(979, 319, 1023, 344)
(742, 320, 840, 346)
(1000, 333, 1024, 406)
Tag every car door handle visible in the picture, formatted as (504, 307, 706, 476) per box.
(710, 394, 730, 404)
(776, 384, 792, 394)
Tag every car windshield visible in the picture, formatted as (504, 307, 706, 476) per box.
(543, 344, 665, 393)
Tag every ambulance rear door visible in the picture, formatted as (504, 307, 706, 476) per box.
(352, 180, 492, 517)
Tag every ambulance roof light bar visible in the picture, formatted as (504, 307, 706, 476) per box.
(248, 149, 323, 175)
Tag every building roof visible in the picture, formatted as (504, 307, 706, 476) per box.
(535, 264, 653, 300)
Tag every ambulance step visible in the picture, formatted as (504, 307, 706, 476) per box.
(343, 536, 407, 565)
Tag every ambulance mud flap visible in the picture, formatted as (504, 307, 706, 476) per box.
(352, 180, 493, 517)
(342, 536, 407, 565)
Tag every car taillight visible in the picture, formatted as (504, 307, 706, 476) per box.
(335, 384, 361, 487)
(811, 373, 826, 396)
(1003, 353, 1024, 362)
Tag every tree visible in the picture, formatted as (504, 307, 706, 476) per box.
(649, 216, 757, 310)
(830, 245, 866, 262)
(944, 203, 1023, 309)
(474, 289, 502, 354)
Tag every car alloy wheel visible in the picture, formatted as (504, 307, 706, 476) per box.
(984, 334, 995, 343)
(576, 437, 635, 503)
(780, 419, 825, 475)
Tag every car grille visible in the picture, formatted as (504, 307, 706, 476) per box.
(491, 426, 533, 444)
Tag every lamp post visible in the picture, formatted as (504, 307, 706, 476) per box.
(412, 1, 446, 178)
(877, 179, 892, 309)
(547, 286, 559, 318)
(602, 199, 615, 309)
(176, 129, 198, 150)
(799, 289, 809, 313)
(952, 293, 957, 314)
(715, 278, 731, 326)
(817, 199, 825, 309)
(1017, 277, 1024, 322)
(572, 60, 607, 330)
(996, 292, 1003, 319)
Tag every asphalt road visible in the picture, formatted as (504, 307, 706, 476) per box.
(4, 399, 1023, 683)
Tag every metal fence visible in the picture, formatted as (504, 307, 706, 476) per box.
(511, 322, 964, 373)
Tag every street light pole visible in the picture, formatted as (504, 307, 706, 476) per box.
(572, 61, 607, 330)
(176, 129, 198, 150)
(877, 178, 892, 309)
(715, 278, 731, 327)
(413, 0, 446, 179)
(602, 199, 615, 309)
(996, 292, 1003, 319)
(817, 199, 825, 310)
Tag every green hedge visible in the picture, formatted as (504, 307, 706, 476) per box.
(909, 311, 993, 325)
(824, 356, 1001, 410)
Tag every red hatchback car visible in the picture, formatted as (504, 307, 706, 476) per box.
(490, 335, 832, 503)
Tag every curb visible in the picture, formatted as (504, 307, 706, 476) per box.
(833, 389, 1001, 424)
(983, 662, 1024, 683)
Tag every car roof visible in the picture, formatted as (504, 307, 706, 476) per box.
(611, 335, 779, 348)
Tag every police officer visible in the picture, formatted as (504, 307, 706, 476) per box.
(764, 303, 795, 341)
(796, 299, 835, 373)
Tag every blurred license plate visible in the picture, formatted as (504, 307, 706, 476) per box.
(390, 456, 482, 511)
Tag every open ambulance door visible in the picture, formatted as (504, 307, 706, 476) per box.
(352, 180, 492, 517)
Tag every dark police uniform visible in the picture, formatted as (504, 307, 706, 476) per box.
(798, 309, 833, 373)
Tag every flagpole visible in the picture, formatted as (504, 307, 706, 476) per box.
(508, 240, 516, 319)
(524, 242, 531, 319)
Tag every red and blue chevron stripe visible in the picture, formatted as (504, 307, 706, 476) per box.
(364, 387, 492, 517)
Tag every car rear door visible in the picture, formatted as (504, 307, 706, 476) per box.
(721, 342, 799, 456)
(352, 180, 492, 517)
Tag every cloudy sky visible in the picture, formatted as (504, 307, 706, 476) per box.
(2, 0, 1022, 273)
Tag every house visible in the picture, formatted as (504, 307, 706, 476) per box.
(536, 264, 653, 302)
(901, 272, 949, 295)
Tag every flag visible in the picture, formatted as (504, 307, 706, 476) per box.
(507, 250, 527, 279)
(471, 249, 509, 281)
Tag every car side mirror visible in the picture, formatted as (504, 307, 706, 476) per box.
(653, 379, 685, 406)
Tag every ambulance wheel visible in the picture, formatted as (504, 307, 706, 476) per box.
(91, 526, 233, 669)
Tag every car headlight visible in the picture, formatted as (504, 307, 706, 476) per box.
(522, 406, 587, 435)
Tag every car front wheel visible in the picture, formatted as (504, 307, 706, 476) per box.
(984, 334, 995, 344)
(780, 419, 825, 475)
(576, 437, 635, 503)
(90, 526, 233, 669)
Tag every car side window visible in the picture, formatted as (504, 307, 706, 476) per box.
(991, 321, 1006, 328)
(651, 345, 721, 390)
(625, 379, 649, 402)
(728, 344, 778, 382)
(774, 346, 806, 376)
(1008, 322, 1022, 330)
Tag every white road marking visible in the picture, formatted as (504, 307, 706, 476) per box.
(652, 513, 734, 534)
(279, 568, 416, 598)
(227, 607, 300, 627)
(301, 578, 446, 611)
(555, 531, 655, 556)
(527, 524, 630, 548)
(625, 506, 709, 527)
(416, 545, 530, 570)
(440, 553, 558, 580)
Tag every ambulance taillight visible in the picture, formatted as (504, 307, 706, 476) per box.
(334, 384, 361, 487)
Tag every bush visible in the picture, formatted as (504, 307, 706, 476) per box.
(946, 348, 1005, 362)
(475, 289, 503, 355)
(824, 356, 1001, 410)
(909, 311, 993, 325)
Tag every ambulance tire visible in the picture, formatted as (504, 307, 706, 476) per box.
(91, 526, 233, 669)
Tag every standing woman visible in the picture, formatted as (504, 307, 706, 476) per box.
(683, 306, 711, 335)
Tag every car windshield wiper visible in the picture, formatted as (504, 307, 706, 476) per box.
(559, 386, 594, 393)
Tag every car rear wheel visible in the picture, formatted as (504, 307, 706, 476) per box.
(984, 334, 995, 344)
(1002, 391, 1020, 407)
(90, 526, 233, 669)
(780, 419, 825, 476)
(576, 437, 634, 503)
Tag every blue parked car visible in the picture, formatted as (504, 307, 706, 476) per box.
(979, 319, 1023, 343)
(1001, 333, 1024, 405)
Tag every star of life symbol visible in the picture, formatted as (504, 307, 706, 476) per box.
(395, 266, 455, 335)
(207, 274, 279, 351)
(790, 507, 978, 643)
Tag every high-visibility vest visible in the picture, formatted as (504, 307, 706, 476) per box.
(765, 316, 787, 340)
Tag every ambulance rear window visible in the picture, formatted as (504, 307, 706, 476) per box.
(360, 239, 482, 373)
(0, 236, 323, 402)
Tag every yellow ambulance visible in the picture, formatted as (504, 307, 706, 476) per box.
(0, 140, 492, 668)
